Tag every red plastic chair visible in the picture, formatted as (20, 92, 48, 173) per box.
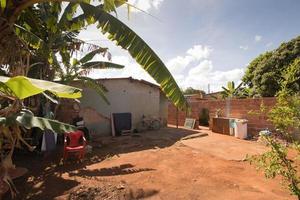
(63, 130, 86, 162)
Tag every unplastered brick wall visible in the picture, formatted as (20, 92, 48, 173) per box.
(168, 97, 277, 136)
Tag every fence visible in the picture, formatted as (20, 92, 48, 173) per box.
(168, 97, 277, 136)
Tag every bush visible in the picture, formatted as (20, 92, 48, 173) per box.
(249, 58, 300, 199)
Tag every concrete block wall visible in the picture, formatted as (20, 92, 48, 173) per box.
(56, 78, 168, 136)
(168, 97, 277, 136)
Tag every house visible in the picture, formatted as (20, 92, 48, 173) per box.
(56, 77, 168, 136)
(184, 91, 223, 102)
(184, 94, 204, 102)
(204, 91, 223, 99)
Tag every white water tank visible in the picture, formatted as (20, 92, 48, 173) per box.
(234, 119, 248, 139)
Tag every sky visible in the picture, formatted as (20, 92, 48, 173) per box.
(78, 0, 300, 93)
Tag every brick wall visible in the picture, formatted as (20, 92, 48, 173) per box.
(168, 97, 277, 136)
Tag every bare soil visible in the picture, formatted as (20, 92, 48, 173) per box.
(5, 127, 296, 200)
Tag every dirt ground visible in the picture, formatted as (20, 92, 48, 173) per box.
(6, 127, 296, 200)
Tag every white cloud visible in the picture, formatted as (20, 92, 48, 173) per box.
(166, 45, 212, 74)
(166, 45, 244, 92)
(186, 45, 212, 60)
(184, 62, 244, 92)
(188, 60, 213, 75)
(239, 45, 249, 51)
(88, 55, 156, 84)
(88, 43, 244, 93)
(255, 35, 262, 42)
(128, 0, 164, 12)
(166, 55, 194, 74)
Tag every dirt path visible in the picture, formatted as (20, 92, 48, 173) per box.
(9, 127, 295, 200)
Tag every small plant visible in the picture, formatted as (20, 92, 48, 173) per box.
(215, 109, 222, 118)
(249, 135, 300, 198)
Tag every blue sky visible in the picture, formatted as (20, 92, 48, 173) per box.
(78, 0, 300, 92)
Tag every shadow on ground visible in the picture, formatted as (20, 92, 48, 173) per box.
(6, 127, 199, 200)
(68, 163, 155, 178)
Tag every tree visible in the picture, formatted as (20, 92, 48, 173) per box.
(0, 76, 81, 197)
(0, 0, 187, 110)
(221, 81, 243, 99)
(14, 2, 125, 103)
(57, 48, 125, 104)
(243, 35, 300, 97)
(0, 1, 187, 197)
(182, 87, 205, 96)
(249, 59, 300, 199)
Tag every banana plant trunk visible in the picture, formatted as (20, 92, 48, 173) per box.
(0, 18, 30, 76)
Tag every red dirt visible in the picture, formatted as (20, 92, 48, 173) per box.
(6, 127, 296, 200)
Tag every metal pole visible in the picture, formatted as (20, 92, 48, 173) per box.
(208, 84, 210, 94)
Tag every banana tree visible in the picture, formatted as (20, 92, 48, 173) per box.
(0, 0, 188, 110)
(221, 81, 243, 99)
(10, 2, 124, 106)
(0, 75, 81, 197)
(57, 48, 125, 104)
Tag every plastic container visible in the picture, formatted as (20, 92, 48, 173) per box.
(229, 118, 236, 136)
(234, 119, 248, 139)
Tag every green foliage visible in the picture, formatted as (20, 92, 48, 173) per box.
(0, 0, 6, 10)
(221, 81, 244, 99)
(103, 0, 126, 13)
(243, 35, 300, 97)
(249, 57, 300, 199)
(13, 2, 124, 103)
(182, 87, 205, 96)
(79, 3, 187, 110)
(249, 135, 300, 198)
(0, 76, 81, 99)
(0, 109, 76, 133)
(0, 76, 80, 198)
(268, 59, 300, 137)
(281, 58, 300, 95)
(3, 1, 187, 110)
(268, 94, 300, 138)
(0, 75, 82, 99)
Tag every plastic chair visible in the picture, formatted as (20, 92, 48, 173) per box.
(63, 130, 86, 162)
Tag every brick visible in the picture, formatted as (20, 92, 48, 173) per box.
(168, 97, 277, 135)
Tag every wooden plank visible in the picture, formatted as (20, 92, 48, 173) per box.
(212, 118, 230, 135)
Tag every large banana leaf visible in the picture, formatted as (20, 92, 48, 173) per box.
(79, 48, 109, 63)
(80, 3, 188, 110)
(0, 110, 76, 134)
(81, 61, 124, 69)
(0, 76, 81, 99)
(16, 110, 77, 133)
